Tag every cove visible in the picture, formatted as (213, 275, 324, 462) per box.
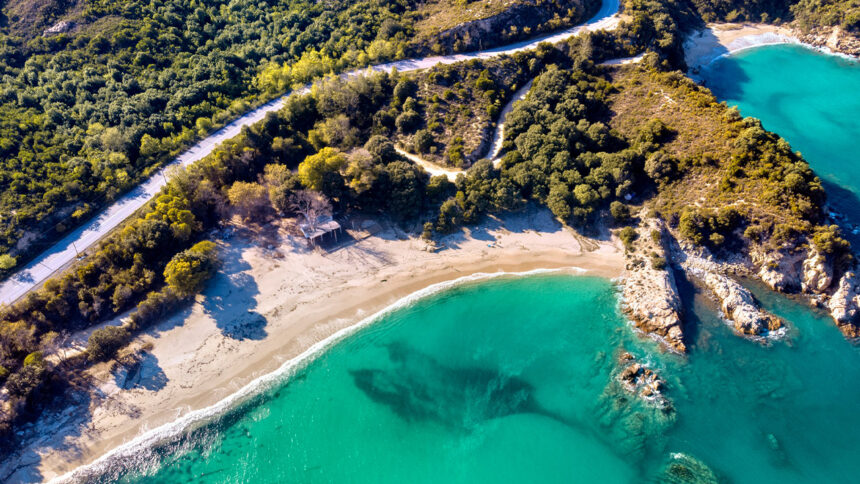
(700, 44, 860, 239)
(75, 273, 860, 483)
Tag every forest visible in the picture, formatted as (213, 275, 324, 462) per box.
(0, 0, 856, 459)
(0, 0, 599, 276)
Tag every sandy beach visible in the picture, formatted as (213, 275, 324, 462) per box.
(3, 208, 623, 482)
(684, 23, 798, 72)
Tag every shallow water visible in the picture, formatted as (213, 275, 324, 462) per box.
(701, 44, 860, 239)
(86, 273, 860, 483)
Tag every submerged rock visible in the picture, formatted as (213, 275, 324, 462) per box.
(596, 350, 676, 459)
(658, 453, 722, 484)
(701, 272, 784, 336)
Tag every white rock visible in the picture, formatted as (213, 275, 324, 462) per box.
(801, 249, 833, 293)
(828, 271, 860, 324)
(701, 272, 781, 335)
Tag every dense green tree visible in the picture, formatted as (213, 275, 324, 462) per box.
(163, 240, 218, 297)
(298, 147, 347, 191)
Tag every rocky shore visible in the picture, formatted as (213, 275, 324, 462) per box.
(620, 219, 686, 353)
(699, 271, 784, 336)
(619, 216, 860, 349)
(755, 244, 860, 339)
(793, 25, 860, 58)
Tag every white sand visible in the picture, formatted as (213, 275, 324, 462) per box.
(684, 23, 798, 72)
(3, 208, 624, 482)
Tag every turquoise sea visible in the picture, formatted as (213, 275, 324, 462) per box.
(701, 44, 860, 239)
(76, 45, 860, 483)
(84, 273, 860, 483)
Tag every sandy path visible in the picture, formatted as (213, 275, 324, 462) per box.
(2, 209, 623, 482)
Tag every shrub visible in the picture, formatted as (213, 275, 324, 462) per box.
(436, 198, 463, 233)
(163, 241, 219, 298)
(618, 227, 637, 251)
(0, 253, 16, 271)
(651, 254, 667, 270)
(298, 147, 347, 191)
(414, 129, 434, 153)
(87, 326, 131, 362)
(610, 201, 631, 224)
(645, 152, 678, 184)
(395, 110, 422, 134)
(679, 210, 706, 245)
(0, 365, 9, 384)
(227, 181, 269, 221)
(5, 365, 46, 398)
(446, 137, 466, 167)
(23, 351, 45, 368)
(128, 289, 181, 331)
(422, 222, 434, 241)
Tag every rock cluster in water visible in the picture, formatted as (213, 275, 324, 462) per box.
(621, 219, 686, 353)
(616, 351, 671, 410)
(595, 350, 675, 459)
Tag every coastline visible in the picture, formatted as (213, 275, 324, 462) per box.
(7, 209, 624, 482)
(684, 22, 858, 77)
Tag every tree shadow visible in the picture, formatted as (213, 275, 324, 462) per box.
(0, 379, 96, 483)
(694, 47, 751, 103)
(202, 243, 267, 341)
(114, 351, 169, 392)
(670, 264, 702, 351)
(437, 207, 567, 251)
(821, 178, 860, 246)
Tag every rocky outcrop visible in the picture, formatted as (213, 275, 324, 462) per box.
(621, 220, 686, 353)
(701, 272, 783, 336)
(827, 271, 860, 338)
(43, 21, 74, 36)
(793, 25, 860, 58)
(752, 248, 805, 293)
(801, 249, 833, 293)
(669, 235, 784, 338)
(616, 352, 671, 410)
(429, 0, 591, 54)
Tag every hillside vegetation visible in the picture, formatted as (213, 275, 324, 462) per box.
(0, 0, 856, 462)
(0, 0, 599, 275)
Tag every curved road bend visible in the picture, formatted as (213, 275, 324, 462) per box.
(0, 0, 620, 304)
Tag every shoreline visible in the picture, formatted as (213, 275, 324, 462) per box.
(6, 209, 624, 482)
(51, 266, 592, 483)
(684, 22, 858, 77)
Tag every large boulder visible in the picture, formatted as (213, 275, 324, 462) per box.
(801, 249, 833, 294)
(753, 249, 805, 293)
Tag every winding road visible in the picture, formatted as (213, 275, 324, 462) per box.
(0, 0, 621, 305)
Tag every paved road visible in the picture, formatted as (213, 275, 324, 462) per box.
(0, 0, 620, 304)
